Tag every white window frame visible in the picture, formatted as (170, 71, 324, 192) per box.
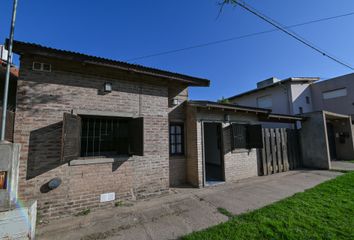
(322, 88, 347, 100)
(32, 62, 51, 72)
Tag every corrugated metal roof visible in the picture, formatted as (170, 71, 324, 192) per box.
(9, 40, 210, 87)
(188, 100, 271, 113)
(188, 100, 305, 122)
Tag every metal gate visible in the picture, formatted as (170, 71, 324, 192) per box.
(258, 128, 301, 176)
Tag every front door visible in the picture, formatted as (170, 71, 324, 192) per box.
(204, 122, 224, 184)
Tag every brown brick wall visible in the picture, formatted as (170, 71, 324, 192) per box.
(169, 156, 187, 186)
(185, 107, 259, 186)
(168, 84, 189, 186)
(185, 106, 203, 187)
(14, 55, 181, 220)
(222, 122, 258, 181)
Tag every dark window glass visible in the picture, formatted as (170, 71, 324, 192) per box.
(80, 116, 129, 157)
(170, 123, 184, 155)
(306, 96, 310, 104)
(33, 62, 42, 70)
(42, 63, 51, 72)
(299, 107, 303, 114)
(231, 123, 263, 149)
(247, 125, 263, 149)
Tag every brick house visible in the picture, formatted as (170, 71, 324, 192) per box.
(8, 40, 302, 220)
(184, 101, 303, 186)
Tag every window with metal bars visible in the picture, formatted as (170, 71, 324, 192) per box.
(80, 116, 129, 157)
(169, 123, 184, 155)
(231, 124, 247, 149)
(231, 123, 263, 149)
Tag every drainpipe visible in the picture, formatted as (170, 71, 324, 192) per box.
(1, 0, 18, 141)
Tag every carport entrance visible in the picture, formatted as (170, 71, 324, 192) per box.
(203, 122, 224, 184)
(300, 111, 354, 170)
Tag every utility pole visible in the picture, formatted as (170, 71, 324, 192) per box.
(1, 0, 18, 141)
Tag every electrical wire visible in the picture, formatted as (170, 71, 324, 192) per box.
(126, 10, 354, 65)
(234, 1, 354, 70)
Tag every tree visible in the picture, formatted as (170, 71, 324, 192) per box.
(217, 96, 230, 104)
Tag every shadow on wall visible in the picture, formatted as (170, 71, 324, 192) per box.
(16, 82, 64, 115)
(222, 125, 232, 155)
(17, 70, 169, 106)
(112, 159, 128, 172)
(27, 122, 63, 180)
(26, 121, 130, 180)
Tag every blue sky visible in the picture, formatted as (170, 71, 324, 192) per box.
(1, 0, 354, 100)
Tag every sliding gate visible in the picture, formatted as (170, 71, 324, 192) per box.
(258, 128, 301, 176)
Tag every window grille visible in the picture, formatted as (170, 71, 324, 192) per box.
(231, 124, 247, 149)
(170, 123, 184, 155)
(80, 116, 129, 157)
(231, 123, 263, 149)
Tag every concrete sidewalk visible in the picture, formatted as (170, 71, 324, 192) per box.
(37, 170, 342, 240)
(331, 161, 354, 171)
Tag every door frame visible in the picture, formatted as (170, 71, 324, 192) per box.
(326, 122, 337, 160)
(201, 121, 225, 186)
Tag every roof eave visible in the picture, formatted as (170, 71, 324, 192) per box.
(188, 101, 303, 123)
(9, 39, 210, 87)
(188, 101, 271, 114)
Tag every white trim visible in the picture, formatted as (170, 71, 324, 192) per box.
(32, 62, 51, 72)
(322, 88, 347, 100)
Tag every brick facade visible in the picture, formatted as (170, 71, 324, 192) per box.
(14, 55, 187, 220)
(12, 43, 263, 221)
(168, 85, 188, 186)
(185, 107, 259, 187)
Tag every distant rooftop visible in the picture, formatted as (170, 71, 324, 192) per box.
(228, 76, 319, 100)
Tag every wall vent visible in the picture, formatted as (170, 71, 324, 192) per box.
(32, 62, 51, 72)
(100, 192, 116, 202)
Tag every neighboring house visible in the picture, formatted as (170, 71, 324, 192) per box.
(311, 73, 354, 119)
(228, 77, 319, 117)
(228, 74, 354, 162)
(7, 40, 305, 221)
(228, 73, 354, 119)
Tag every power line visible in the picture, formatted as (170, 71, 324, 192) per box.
(233, 1, 354, 70)
(126, 11, 354, 63)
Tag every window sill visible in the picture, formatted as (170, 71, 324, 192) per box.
(231, 149, 253, 154)
(70, 156, 130, 166)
